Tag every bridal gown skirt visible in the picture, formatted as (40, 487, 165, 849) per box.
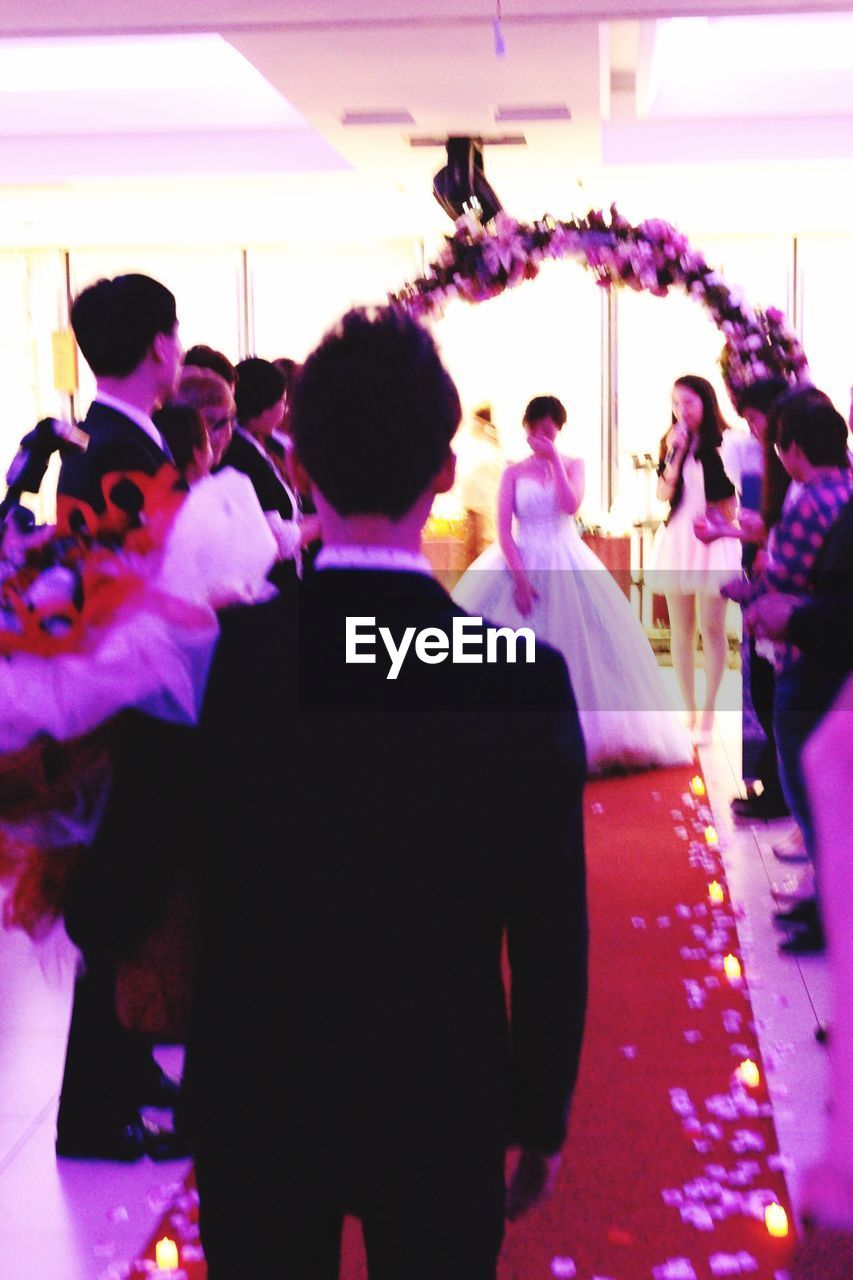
(452, 505, 693, 775)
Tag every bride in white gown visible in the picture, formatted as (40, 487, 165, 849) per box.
(452, 395, 693, 774)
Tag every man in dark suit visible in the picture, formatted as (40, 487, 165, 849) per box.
(66, 306, 588, 1275)
(219, 357, 319, 581)
(55, 273, 187, 1161)
(58, 273, 182, 519)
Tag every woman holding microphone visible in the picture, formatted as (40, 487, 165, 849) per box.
(647, 375, 740, 744)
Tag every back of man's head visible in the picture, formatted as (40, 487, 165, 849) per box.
(734, 376, 788, 418)
(234, 357, 286, 424)
(71, 274, 177, 379)
(291, 306, 461, 520)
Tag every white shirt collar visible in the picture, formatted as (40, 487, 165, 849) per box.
(315, 545, 433, 575)
(235, 424, 270, 459)
(93, 391, 167, 455)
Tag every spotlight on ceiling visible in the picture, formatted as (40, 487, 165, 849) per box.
(432, 136, 503, 225)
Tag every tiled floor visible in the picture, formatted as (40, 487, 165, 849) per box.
(0, 669, 830, 1277)
(694, 673, 832, 1217)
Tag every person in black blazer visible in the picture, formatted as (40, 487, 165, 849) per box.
(55, 273, 187, 1162)
(219, 357, 318, 581)
(65, 306, 588, 1277)
(57, 273, 183, 522)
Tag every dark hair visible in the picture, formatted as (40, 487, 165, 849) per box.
(523, 395, 567, 429)
(291, 306, 461, 519)
(658, 375, 735, 518)
(184, 344, 236, 388)
(734, 376, 788, 418)
(769, 387, 851, 469)
(273, 357, 300, 393)
(153, 402, 208, 474)
(234, 357, 286, 424)
(760, 433, 792, 531)
(70, 274, 177, 378)
(671, 375, 731, 449)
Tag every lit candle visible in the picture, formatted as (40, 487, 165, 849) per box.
(708, 880, 725, 905)
(765, 1202, 789, 1238)
(737, 1058, 760, 1088)
(704, 825, 719, 846)
(155, 1238, 180, 1271)
(724, 953, 742, 982)
(690, 775, 706, 797)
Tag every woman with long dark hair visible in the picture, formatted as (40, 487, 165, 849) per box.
(647, 374, 739, 744)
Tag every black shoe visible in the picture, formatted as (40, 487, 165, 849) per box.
(772, 898, 819, 930)
(135, 1064, 181, 1108)
(778, 925, 826, 956)
(56, 1114, 191, 1162)
(731, 792, 790, 821)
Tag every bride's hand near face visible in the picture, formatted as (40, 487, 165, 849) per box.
(530, 432, 558, 461)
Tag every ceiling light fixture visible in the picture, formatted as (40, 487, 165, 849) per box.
(494, 104, 571, 122)
(341, 109, 415, 126)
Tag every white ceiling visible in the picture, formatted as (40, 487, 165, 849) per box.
(2, 1, 853, 246)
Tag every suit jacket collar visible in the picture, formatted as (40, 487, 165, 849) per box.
(83, 399, 171, 463)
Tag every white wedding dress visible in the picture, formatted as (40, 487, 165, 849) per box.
(452, 471, 693, 774)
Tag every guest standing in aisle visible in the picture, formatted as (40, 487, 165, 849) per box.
(694, 376, 791, 820)
(647, 375, 740, 745)
(55, 272, 187, 1161)
(219, 356, 319, 580)
(64, 306, 589, 1279)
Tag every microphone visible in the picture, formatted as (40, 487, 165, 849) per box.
(663, 420, 686, 470)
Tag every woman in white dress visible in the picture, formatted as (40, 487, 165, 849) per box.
(647, 376, 740, 745)
(452, 395, 692, 775)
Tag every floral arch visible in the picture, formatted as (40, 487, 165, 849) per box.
(391, 205, 810, 401)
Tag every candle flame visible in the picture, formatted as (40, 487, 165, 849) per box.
(708, 880, 725, 904)
(690, 775, 706, 796)
(765, 1202, 789, 1238)
(724, 953, 742, 981)
(155, 1237, 180, 1271)
(704, 825, 719, 845)
(737, 1058, 760, 1088)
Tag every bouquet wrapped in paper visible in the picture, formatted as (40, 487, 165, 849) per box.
(0, 464, 278, 936)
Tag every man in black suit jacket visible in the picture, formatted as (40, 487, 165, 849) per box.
(58, 273, 182, 520)
(219, 357, 319, 582)
(66, 306, 588, 1276)
(55, 273, 187, 1161)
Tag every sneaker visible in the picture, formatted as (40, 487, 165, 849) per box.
(772, 827, 808, 862)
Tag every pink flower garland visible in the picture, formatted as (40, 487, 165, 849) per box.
(391, 206, 810, 398)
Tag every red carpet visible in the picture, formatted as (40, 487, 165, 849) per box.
(139, 766, 796, 1279)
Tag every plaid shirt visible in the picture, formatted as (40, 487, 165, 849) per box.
(747, 469, 853, 670)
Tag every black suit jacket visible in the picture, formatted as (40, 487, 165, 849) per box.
(66, 569, 588, 1171)
(57, 400, 170, 514)
(219, 429, 294, 520)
